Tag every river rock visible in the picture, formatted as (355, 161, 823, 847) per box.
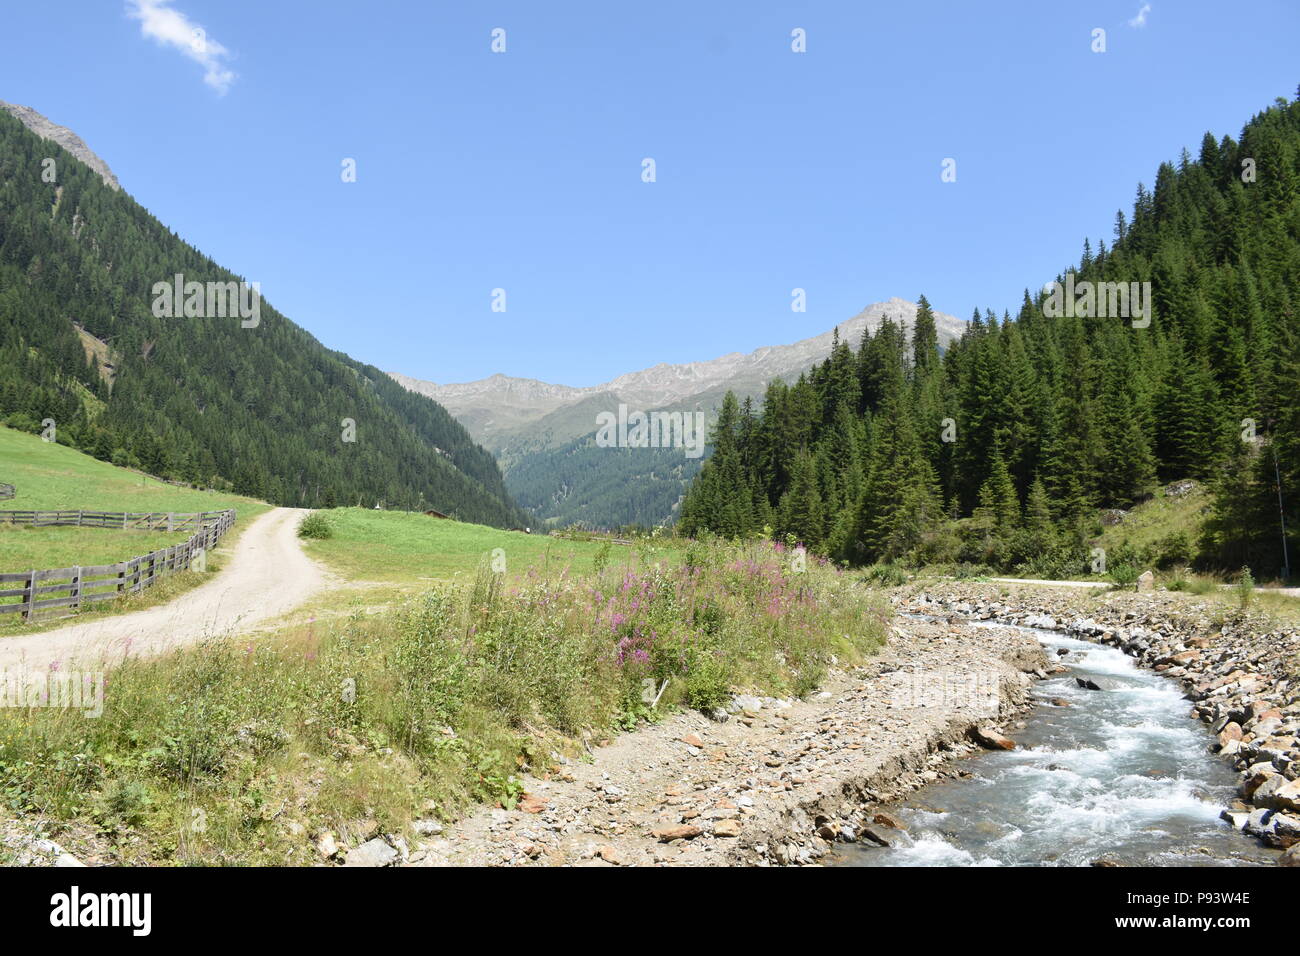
(1242, 763, 1280, 798)
(971, 726, 1016, 750)
(1252, 718, 1284, 738)
(597, 845, 621, 864)
(1260, 778, 1300, 813)
(1136, 571, 1155, 592)
(1244, 807, 1275, 840)
(1269, 813, 1300, 848)
(1075, 676, 1124, 691)
(1251, 775, 1289, 809)
(713, 819, 742, 838)
(1245, 809, 1300, 848)
(315, 831, 339, 859)
(858, 825, 893, 847)
(1280, 844, 1300, 866)
(1218, 722, 1244, 748)
(1220, 809, 1250, 829)
(651, 824, 701, 842)
(872, 811, 907, 830)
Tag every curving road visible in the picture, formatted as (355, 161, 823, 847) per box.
(0, 507, 329, 672)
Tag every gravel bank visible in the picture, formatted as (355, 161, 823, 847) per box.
(407, 616, 1048, 867)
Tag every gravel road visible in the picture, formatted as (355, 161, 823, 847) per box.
(0, 507, 328, 671)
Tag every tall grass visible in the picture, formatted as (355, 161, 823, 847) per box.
(0, 536, 885, 864)
(1236, 566, 1255, 610)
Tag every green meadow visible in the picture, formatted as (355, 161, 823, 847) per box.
(299, 506, 678, 585)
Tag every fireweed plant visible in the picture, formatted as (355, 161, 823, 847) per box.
(0, 536, 885, 864)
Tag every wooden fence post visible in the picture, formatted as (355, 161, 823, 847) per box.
(24, 570, 36, 621)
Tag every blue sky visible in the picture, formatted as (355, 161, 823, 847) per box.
(3, 2, 1297, 387)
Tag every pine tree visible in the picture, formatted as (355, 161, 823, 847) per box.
(779, 449, 824, 548)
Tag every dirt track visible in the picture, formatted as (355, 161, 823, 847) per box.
(0, 507, 328, 671)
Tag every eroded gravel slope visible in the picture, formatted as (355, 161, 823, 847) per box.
(411, 617, 1048, 867)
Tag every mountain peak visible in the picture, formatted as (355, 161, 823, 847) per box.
(392, 298, 964, 451)
(0, 101, 120, 190)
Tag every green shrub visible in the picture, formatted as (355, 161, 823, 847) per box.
(93, 779, 155, 833)
(863, 561, 908, 587)
(683, 650, 731, 711)
(298, 512, 333, 539)
(1156, 531, 1193, 569)
(953, 562, 993, 581)
(1109, 564, 1139, 588)
(1236, 566, 1255, 610)
(1017, 544, 1089, 580)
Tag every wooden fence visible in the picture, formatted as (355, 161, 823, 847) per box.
(0, 483, 13, 500)
(0, 509, 235, 622)
(548, 530, 637, 547)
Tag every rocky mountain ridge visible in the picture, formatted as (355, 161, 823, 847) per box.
(0, 100, 120, 190)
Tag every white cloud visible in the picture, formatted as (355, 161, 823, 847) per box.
(126, 0, 237, 94)
(1128, 3, 1152, 28)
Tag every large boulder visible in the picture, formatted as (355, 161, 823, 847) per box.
(1258, 777, 1300, 813)
(1242, 762, 1280, 798)
(343, 837, 400, 867)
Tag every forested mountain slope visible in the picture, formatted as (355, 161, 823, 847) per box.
(0, 107, 525, 527)
(682, 89, 1300, 578)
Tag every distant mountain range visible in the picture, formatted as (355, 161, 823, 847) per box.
(393, 298, 964, 528)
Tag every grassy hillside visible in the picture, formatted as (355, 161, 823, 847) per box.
(1092, 481, 1212, 572)
(0, 424, 267, 514)
(0, 425, 268, 620)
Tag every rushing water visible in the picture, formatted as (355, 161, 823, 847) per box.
(840, 623, 1279, 867)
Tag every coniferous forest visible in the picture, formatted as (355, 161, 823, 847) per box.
(681, 91, 1300, 579)
(0, 110, 526, 527)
